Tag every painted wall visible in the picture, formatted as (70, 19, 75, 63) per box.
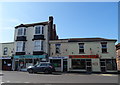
(14, 25, 49, 55)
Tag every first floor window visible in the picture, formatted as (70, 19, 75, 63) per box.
(3, 47, 8, 55)
(101, 42, 107, 53)
(55, 44, 61, 54)
(34, 40, 43, 51)
(79, 43, 84, 53)
(16, 42, 25, 52)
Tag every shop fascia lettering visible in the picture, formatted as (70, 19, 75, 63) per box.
(49, 56, 68, 59)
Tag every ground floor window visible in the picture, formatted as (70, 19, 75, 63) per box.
(106, 59, 117, 70)
(50, 59, 61, 67)
(100, 59, 117, 71)
(72, 59, 86, 69)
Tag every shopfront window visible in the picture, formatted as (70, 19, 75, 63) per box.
(72, 59, 86, 69)
(50, 59, 61, 67)
(106, 59, 117, 70)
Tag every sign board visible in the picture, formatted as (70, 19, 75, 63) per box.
(49, 56, 68, 59)
(14, 55, 46, 59)
(0, 56, 11, 59)
(69, 55, 99, 58)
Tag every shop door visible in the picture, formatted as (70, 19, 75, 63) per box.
(63, 59, 67, 72)
(86, 59, 92, 72)
(100, 59, 106, 73)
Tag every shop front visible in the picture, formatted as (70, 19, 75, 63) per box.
(68, 55, 100, 72)
(49, 56, 68, 72)
(13, 55, 46, 71)
(0, 56, 12, 71)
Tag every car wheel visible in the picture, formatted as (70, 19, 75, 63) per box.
(29, 69, 33, 73)
(44, 69, 52, 74)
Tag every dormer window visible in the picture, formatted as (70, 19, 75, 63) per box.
(17, 27, 26, 36)
(35, 25, 44, 35)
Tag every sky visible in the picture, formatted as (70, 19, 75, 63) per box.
(0, 2, 118, 43)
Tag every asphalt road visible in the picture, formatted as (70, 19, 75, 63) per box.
(0, 71, 119, 84)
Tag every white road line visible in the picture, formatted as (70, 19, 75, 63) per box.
(24, 82, 30, 83)
(6, 80, 10, 82)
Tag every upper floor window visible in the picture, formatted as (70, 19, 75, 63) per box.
(34, 40, 43, 51)
(16, 41, 25, 52)
(79, 43, 84, 53)
(35, 25, 44, 35)
(55, 44, 61, 54)
(3, 47, 8, 55)
(101, 42, 107, 53)
(17, 27, 26, 36)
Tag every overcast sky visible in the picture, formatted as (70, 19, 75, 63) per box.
(0, 2, 118, 43)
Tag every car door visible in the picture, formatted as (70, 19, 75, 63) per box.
(39, 63, 47, 72)
(35, 64, 41, 72)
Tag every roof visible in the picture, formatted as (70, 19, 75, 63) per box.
(50, 37, 117, 42)
(15, 21, 48, 28)
(0, 42, 14, 44)
(116, 43, 120, 50)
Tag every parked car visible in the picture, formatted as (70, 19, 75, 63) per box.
(27, 62, 56, 74)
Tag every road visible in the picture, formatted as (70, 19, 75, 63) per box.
(0, 71, 119, 84)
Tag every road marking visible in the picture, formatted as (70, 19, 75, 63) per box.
(0, 81, 5, 84)
(24, 82, 30, 83)
(6, 80, 10, 82)
(100, 74, 118, 76)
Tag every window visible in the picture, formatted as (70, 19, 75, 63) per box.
(3, 47, 8, 55)
(100, 59, 117, 71)
(79, 43, 84, 53)
(106, 59, 117, 70)
(55, 44, 61, 54)
(34, 40, 43, 51)
(50, 59, 61, 67)
(17, 27, 26, 36)
(35, 26, 44, 35)
(72, 59, 86, 69)
(101, 42, 107, 53)
(16, 42, 25, 52)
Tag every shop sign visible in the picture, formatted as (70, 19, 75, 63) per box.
(0, 56, 11, 59)
(14, 55, 46, 59)
(49, 56, 68, 59)
(69, 55, 99, 58)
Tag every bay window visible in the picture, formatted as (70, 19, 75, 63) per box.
(16, 41, 25, 52)
(17, 27, 26, 36)
(34, 40, 43, 51)
(35, 25, 44, 35)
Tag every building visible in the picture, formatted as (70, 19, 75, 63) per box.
(13, 16, 58, 71)
(49, 38, 117, 73)
(0, 42, 14, 70)
(116, 43, 120, 72)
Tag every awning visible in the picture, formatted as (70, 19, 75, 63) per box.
(14, 55, 46, 59)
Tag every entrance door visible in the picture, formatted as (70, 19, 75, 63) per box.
(63, 59, 67, 72)
(86, 59, 92, 72)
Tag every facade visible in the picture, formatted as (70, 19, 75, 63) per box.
(13, 16, 58, 71)
(116, 43, 120, 71)
(49, 38, 117, 73)
(0, 42, 14, 70)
